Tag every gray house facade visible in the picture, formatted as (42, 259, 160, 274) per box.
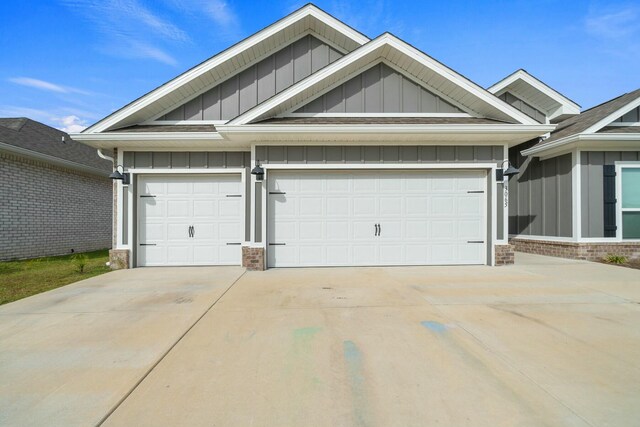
(0, 118, 112, 260)
(76, 5, 633, 270)
(490, 71, 640, 261)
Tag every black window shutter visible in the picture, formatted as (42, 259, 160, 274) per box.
(603, 165, 617, 237)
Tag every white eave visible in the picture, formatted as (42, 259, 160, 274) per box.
(216, 123, 555, 145)
(229, 34, 539, 126)
(82, 4, 369, 134)
(488, 70, 580, 122)
(522, 132, 640, 159)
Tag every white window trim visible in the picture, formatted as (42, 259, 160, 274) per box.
(615, 161, 640, 241)
(257, 163, 498, 266)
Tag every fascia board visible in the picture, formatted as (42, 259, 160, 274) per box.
(83, 5, 369, 134)
(0, 142, 110, 176)
(582, 96, 640, 135)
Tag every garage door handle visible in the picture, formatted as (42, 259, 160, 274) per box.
(467, 191, 484, 194)
(226, 194, 242, 197)
(269, 243, 286, 246)
(226, 242, 241, 245)
(467, 240, 484, 243)
(140, 243, 156, 246)
(269, 191, 286, 195)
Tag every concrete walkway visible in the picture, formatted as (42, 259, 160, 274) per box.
(2, 254, 640, 426)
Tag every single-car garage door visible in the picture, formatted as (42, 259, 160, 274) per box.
(138, 174, 244, 267)
(267, 170, 487, 267)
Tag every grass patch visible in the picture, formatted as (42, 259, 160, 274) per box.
(0, 249, 110, 305)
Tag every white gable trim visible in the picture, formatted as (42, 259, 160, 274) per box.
(488, 69, 580, 112)
(229, 34, 539, 125)
(521, 133, 640, 159)
(582, 96, 640, 135)
(282, 113, 473, 118)
(83, 5, 369, 134)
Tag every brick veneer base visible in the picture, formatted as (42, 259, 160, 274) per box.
(495, 244, 515, 265)
(242, 246, 265, 271)
(109, 249, 130, 270)
(511, 238, 640, 262)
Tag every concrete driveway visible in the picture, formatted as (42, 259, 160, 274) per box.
(1, 254, 639, 426)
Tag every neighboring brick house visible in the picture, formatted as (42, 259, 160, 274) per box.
(0, 118, 112, 260)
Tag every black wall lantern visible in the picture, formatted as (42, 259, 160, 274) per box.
(496, 160, 519, 182)
(251, 162, 265, 181)
(109, 165, 130, 185)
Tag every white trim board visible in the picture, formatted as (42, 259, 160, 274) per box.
(583, 96, 640, 135)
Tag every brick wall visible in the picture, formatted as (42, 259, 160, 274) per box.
(495, 244, 515, 265)
(512, 238, 640, 262)
(242, 246, 264, 271)
(0, 152, 112, 260)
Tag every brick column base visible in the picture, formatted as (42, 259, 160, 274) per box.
(242, 246, 265, 271)
(495, 244, 515, 265)
(109, 249, 130, 270)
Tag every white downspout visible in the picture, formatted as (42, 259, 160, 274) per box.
(97, 148, 114, 164)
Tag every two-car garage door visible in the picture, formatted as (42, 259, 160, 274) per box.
(267, 170, 487, 267)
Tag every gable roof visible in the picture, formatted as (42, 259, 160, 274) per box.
(83, 4, 369, 134)
(488, 69, 580, 122)
(521, 88, 640, 157)
(225, 33, 539, 126)
(0, 118, 111, 174)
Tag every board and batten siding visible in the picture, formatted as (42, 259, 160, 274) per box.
(159, 35, 343, 121)
(122, 151, 252, 245)
(255, 145, 505, 242)
(509, 143, 572, 238)
(294, 63, 462, 114)
(580, 151, 640, 238)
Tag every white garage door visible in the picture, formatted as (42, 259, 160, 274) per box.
(137, 174, 244, 267)
(267, 170, 487, 267)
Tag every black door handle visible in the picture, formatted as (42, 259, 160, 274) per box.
(374, 223, 378, 236)
(191, 226, 195, 238)
(378, 223, 381, 236)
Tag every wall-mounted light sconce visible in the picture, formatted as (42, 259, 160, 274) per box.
(496, 160, 519, 182)
(251, 162, 265, 181)
(109, 165, 130, 185)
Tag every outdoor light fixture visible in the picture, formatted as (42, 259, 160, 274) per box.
(109, 165, 130, 185)
(251, 162, 265, 181)
(496, 160, 519, 181)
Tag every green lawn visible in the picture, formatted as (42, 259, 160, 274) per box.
(0, 249, 111, 305)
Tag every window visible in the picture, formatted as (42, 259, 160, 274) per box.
(621, 167, 640, 239)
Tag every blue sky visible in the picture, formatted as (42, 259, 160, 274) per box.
(1, 0, 639, 132)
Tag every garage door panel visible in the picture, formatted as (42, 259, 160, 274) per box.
(299, 197, 323, 215)
(299, 222, 324, 240)
(458, 195, 483, 215)
(140, 223, 165, 242)
(141, 181, 164, 195)
(167, 223, 190, 240)
(219, 199, 242, 217)
(167, 181, 190, 195)
(167, 200, 190, 217)
(353, 197, 376, 216)
(167, 245, 191, 264)
(193, 200, 216, 217)
(268, 170, 487, 267)
(379, 197, 402, 216)
(141, 199, 164, 218)
(219, 222, 244, 240)
(327, 198, 349, 216)
(431, 197, 455, 215)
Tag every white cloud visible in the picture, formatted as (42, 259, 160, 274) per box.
(586, 6, 640, 38)
(163, 0, 238, 30)
(53, 115, 88, 133)
(8, 77, 91, 95)
(62, 0, 188, 65)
